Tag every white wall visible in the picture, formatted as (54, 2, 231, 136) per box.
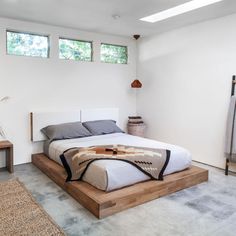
(137, 14, 236, 169)
(0, 17, 136, 167)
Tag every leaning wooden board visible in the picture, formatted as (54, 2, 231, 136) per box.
(32, 153, 208, 219)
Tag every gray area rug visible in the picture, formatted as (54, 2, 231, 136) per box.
(1, 163, 236, 236)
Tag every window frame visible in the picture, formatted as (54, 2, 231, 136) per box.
(100, 43, 128, 64)
(6, 30, 50, 58)
(59, 37, 93, 62)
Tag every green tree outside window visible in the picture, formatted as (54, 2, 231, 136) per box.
(7, 31, 49, 58)
(59, 38, 92, 61)
(101, 43, 127, 64)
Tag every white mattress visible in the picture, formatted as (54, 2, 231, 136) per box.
(48, 133, 191, 191)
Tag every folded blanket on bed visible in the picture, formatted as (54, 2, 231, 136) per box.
(60, 145, 170, 182)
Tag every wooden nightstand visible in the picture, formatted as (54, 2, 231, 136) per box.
(0, 140, 13, 173)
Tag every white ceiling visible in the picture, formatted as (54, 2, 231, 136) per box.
(0, 0, 236, 37)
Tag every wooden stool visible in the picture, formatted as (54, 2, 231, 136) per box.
(0, 140, 13, 173)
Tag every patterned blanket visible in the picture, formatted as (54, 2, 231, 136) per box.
(60, 145, 170, 182)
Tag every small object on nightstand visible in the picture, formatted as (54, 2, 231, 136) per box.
(0, 140, 14, 173)
(127, 116, 146, 137)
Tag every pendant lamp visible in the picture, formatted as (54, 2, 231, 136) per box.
(131, 34, 142, 88)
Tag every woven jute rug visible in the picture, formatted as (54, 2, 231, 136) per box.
(0, 178, 65, 236)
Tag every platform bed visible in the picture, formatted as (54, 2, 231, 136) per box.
(32, 153, 208, 219)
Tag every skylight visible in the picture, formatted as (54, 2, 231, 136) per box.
(140, 0, 224, 23)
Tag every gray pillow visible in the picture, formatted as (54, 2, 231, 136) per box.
(41, 122, 92, 141)
(82, 120, 124, 135)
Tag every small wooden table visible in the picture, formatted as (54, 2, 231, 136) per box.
(0, 140, 13, 173)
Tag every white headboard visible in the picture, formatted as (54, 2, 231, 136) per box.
(81, 108, 119, 124)
(30, 108, 119, 142)
(30, 111, 81, 142)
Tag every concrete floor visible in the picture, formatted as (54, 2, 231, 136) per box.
(1, 162, 236, 236)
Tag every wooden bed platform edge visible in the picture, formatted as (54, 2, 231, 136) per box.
(32, 153, 209, 219)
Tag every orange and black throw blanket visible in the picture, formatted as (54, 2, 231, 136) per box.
(60, 145, 170, 182)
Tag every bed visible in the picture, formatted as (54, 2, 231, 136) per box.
(47, 133, 192, 191)
(31, 109, 208, 218)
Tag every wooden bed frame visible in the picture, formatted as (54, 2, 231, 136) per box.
(32, 153, 208, 219)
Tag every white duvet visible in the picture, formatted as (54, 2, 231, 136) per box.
(48, 133, 191, 191)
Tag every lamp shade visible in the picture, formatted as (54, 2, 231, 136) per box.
(0, 96, 10, 102)
(131, 79, 142, 88)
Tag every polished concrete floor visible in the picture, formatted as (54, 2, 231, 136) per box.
(1, 162, 236, 236)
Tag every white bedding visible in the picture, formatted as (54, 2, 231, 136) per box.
(48, 133, 191, 191)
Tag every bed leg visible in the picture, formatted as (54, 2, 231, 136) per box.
(225, 159, 229, 175)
